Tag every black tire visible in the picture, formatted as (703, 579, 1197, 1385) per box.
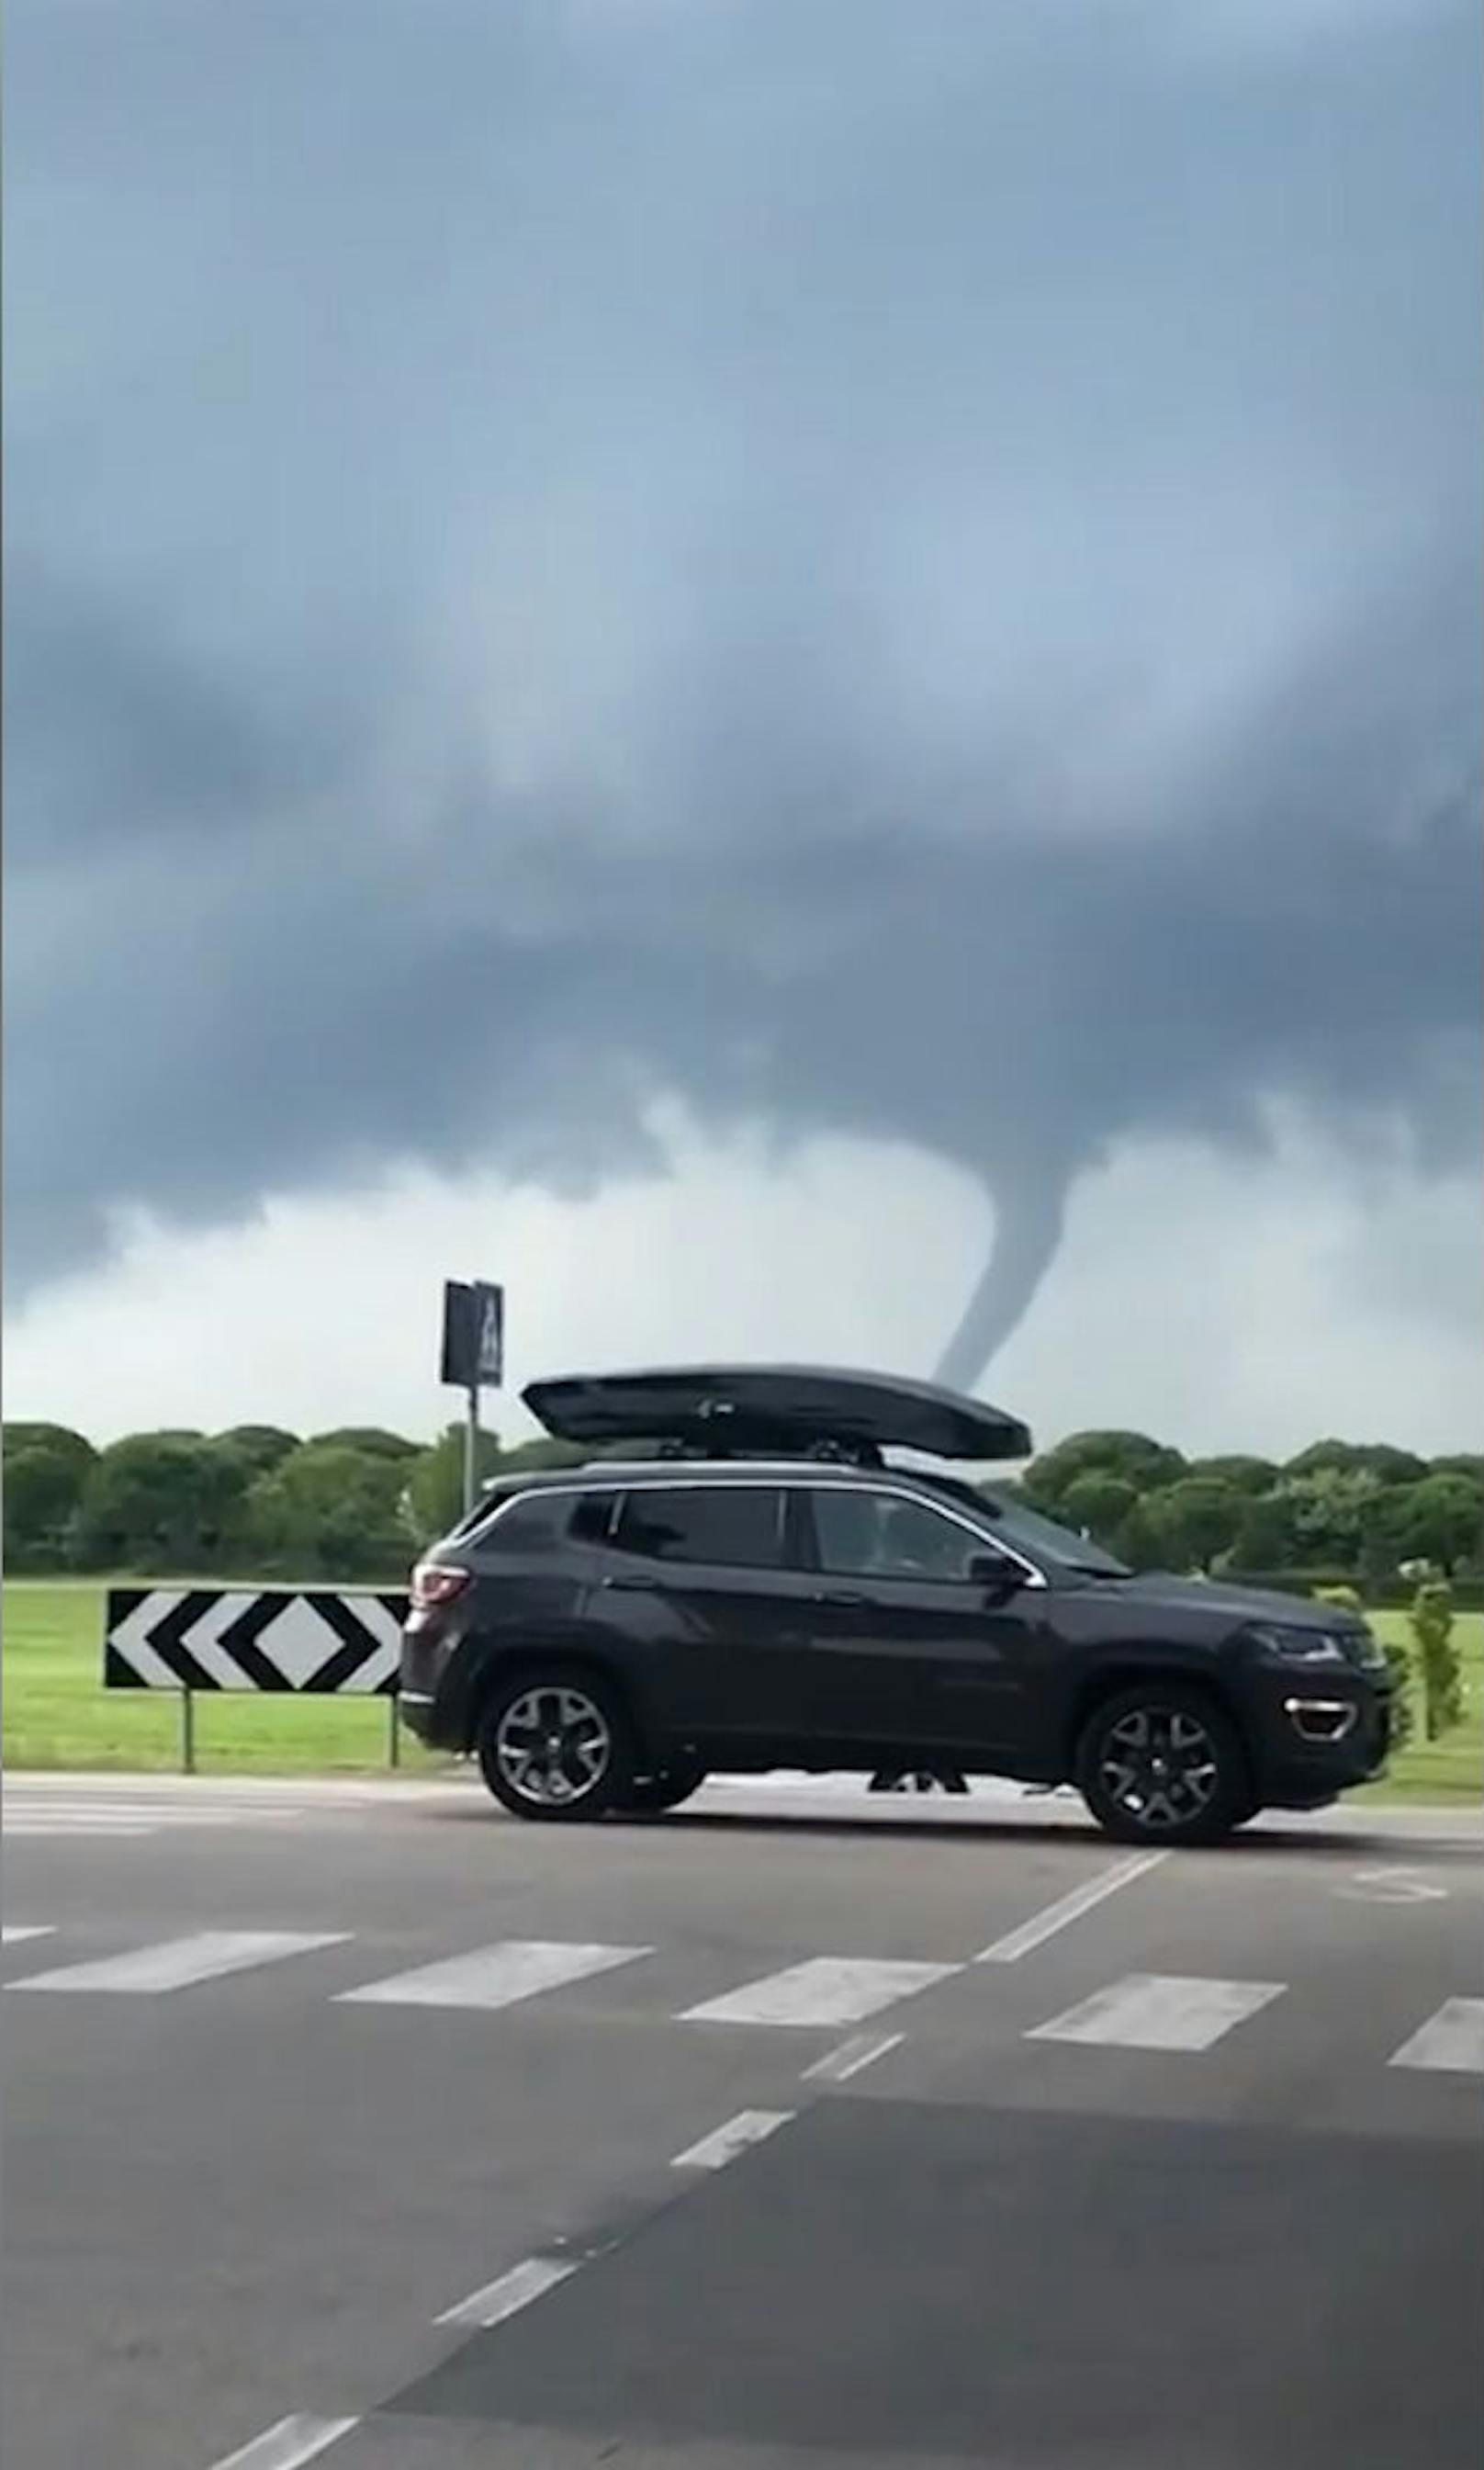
(476, 1664, 635, 1821)
(1076, 1683, 1251, 1847)
(619, 1760, 708, 1815)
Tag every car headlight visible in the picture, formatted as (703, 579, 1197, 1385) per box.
(1246, 1622, 1350, 1667)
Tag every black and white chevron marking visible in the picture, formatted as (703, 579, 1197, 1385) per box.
(104, 1588, 411, 1694)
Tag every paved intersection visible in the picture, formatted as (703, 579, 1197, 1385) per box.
(4, 1775, 1480, 2469)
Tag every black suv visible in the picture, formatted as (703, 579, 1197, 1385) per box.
(399, 1365, 1392, 1845)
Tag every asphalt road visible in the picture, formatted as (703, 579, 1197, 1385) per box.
(4, 1774, 1481, 2470)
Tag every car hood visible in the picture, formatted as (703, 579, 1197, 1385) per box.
(1104, 1572, 1358, 1631)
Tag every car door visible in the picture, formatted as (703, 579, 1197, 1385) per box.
(590, 1481, 815, 1743)
(794, 1483, 1047, 1757)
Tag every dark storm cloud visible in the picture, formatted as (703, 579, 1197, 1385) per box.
(5, 0, 1478, 1383)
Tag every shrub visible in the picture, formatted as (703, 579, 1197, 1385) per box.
(1409, 1580, 1464, 1743)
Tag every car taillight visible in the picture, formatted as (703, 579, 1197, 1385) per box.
(410, 1562, 471, 1609)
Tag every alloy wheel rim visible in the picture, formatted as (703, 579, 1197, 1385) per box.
(1097, 1706, 1220, 1832)
(495, 1686, 612, 1807)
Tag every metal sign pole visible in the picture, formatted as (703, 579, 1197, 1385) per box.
(387, 1690, 401, 1771)
(463, 1382, 480, 1518)
(180, 1688, 196, 1776)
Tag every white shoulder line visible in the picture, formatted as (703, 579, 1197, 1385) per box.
(671, 2109, 795, 2171)
(434, 2255, 578, 2329)
(975, 1850, 1167, 1962)
(210, 2413, 359, 2470)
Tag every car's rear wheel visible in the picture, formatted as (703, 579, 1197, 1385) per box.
(476, 1667, 634, 1821)
(1076, 1684, 1250, 1846)
(619, 1759, 708, 1815)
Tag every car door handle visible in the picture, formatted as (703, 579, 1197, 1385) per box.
(601, 1573, 657, 1591)
(815, 1588, 868, 1607)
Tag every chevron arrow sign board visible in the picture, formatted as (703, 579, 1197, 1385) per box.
(104, 1588, 412, 1694)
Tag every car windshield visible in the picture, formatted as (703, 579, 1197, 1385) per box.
(976, 1493, 1132, 1578)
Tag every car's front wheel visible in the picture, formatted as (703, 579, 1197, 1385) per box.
(476, 1667, 634, 1821)
(1076, 1684, 1250, 1846)
(619, 1759, 708, 1815)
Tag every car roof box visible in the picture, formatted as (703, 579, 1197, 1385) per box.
(522, 1364, 1031, 1463)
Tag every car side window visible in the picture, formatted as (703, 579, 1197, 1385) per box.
(480, 1492, 592, 1554)
(810, 1488, 986, 1583)
(612, 1485, 786, 1570)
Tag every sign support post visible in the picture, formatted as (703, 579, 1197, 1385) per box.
(180, 1687, 196, 1776)
(463, 1383, 481, 1519)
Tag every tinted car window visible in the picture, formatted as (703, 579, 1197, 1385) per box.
(613, 1485, 786, 1569)
(481, 1492, 596, 1554)
(810, 1488, 986, 1583)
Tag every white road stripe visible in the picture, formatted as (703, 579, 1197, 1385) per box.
(4, 1821, 156, 1839)
(1389, 1998, 1484, 2074)
(338, 1939, 649, 2012)
(2, 1924, 55, 1945)
(10, 1930, 349, 1995)
(1029, 1972, 1286, 2052)
(803, 2030, 905, 2083)
(974, 1850, 1168, 1963)
(671, 2108, 795, 2170)
(5, 1804, 256, 1824)
(210, 2413, 360, 2470)
(434, 2255, 578, 2329)
(681, 1954, 959, 2028)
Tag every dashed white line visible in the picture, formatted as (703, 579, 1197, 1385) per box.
(10, 1931, 350, 1995)
(670, 2108, 795, 2171)
(974, 1851, 1168, 1963)
(803, 2030, 905, 2084)
(1029, 1971, 1286, 2052)
(680, 1955, 958, 2027)
(434, 2255, 578, 2329)
(2, 1924, 55, 1946)
(210, 2412, 359, 2470)
(1389, 1997, 1484, 2074)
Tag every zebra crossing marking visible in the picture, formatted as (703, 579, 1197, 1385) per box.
(1028, 1972, 1287, 2053)
(4, 1923, 1476, 2090)
(5, 1820, 157, 1839)
(680, 1954, 960, 2028)
(336, 1939, 650, 2012)
(9, 1930, 350, 1995)
(1389, 1997, 1484, 2075)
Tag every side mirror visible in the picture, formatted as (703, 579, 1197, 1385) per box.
(969, 1551, 1021, 1597)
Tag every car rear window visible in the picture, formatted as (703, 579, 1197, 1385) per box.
(611, 1484, 787, 1570)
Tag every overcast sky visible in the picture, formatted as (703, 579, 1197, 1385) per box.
(5, 0, 1479, 1457)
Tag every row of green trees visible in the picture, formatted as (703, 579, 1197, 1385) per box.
(1016, 1430, 1481, 1594)
(4, 1415, 1479, 1591)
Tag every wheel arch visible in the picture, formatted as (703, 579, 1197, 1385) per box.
(1065, 1657, 1245, 1771)
(462, 1632, 662, 1761)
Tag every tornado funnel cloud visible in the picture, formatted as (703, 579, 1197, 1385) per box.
(933, 1174, 1071, 1398)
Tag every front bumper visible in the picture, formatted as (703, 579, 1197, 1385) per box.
(1246, 1668, 1392, 1803)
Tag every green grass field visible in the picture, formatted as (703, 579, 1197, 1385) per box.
(1, 1581, 1478, 1799)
